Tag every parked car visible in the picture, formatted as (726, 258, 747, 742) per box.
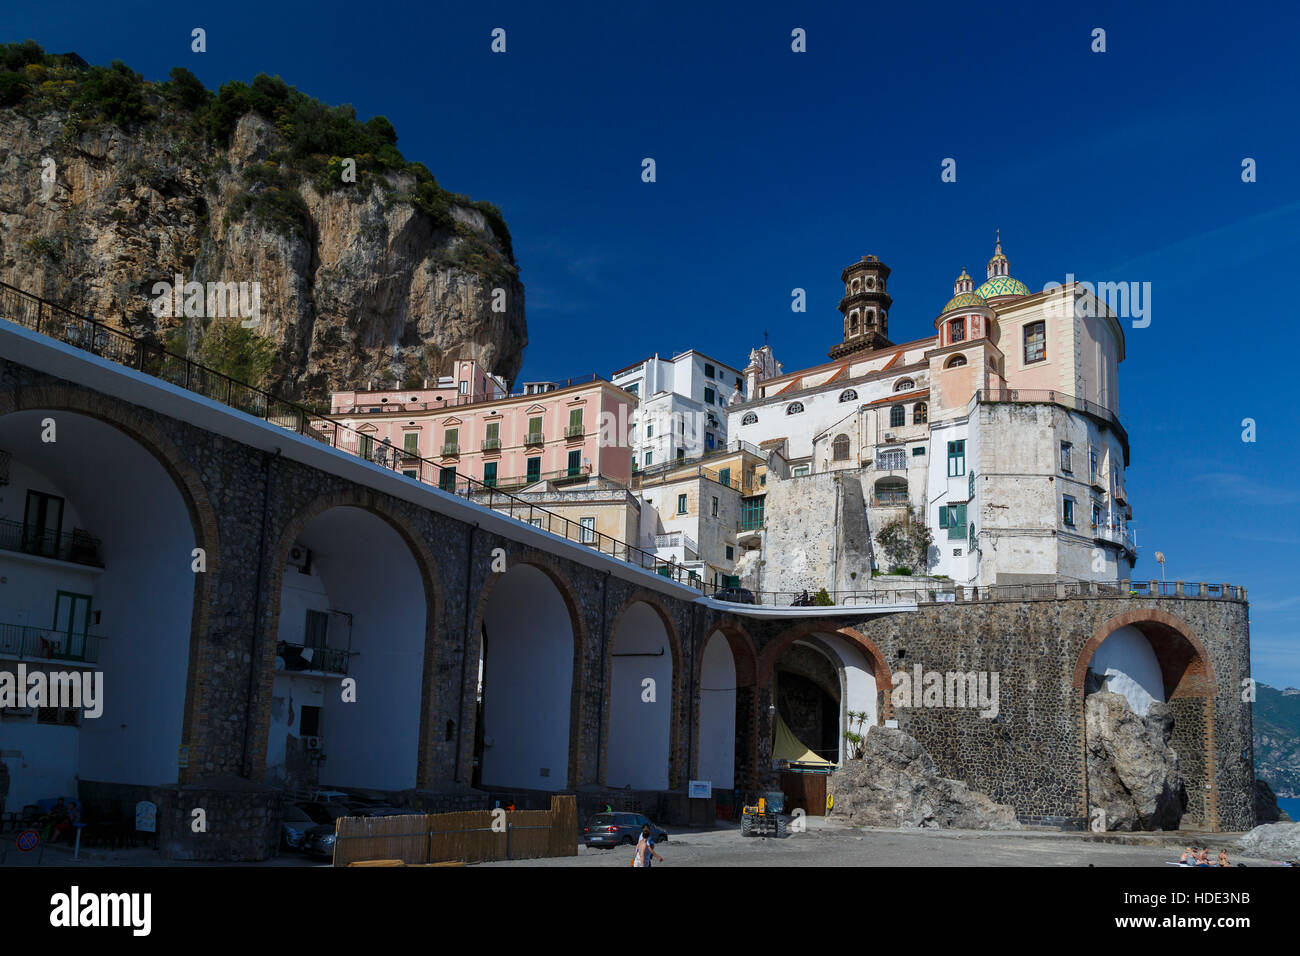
(715, 586, 757, 605)
(581, 812, 668, 849)
(301, 825, 337, 861)
(280, 804, 317, 850)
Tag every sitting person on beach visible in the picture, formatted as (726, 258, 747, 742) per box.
(1179, 847, 1195, 865)
(1217, 849, 1230, 867)
(1196, 848, 1211, 866)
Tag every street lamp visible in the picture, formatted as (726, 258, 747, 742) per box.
(1154, 551, 1166, 584)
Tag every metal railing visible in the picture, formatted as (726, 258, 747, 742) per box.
(565, 424, 585, 439)
(481, 438, 501, 451)
(0, 518, 104, 567)
(439, 443, 460, 457)
(699, 578, 1246, 607)
(653, 531, 698, 555)
(870, 493, 910, 507)
(276, 640, 350, 676)
(0, 280, 707, 591)
(524, 431, 544, 446)
(0, 622, 102, 663)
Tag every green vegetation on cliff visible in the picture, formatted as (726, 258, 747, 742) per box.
(0, 39, 514, 269)
(1254, 683, 1300, 798)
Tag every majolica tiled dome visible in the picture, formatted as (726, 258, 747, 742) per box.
(941, 291, 988, 313)
(975, 274, 1031, 299)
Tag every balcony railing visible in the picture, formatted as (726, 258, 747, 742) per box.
(276, 640, 350, 676)
(0, 622, 102, 663)
(481, 438, 501, 452)
(653, 531, 698, 555)
(440, 443, 460, 457)
(0, 518, 104, 568)
(0, 280, 708, 593)
(525, 431, 544, 446)
(1093, 524, 1136, 553)
(565, 424, 585, 439)
(871, 493, 910, 507)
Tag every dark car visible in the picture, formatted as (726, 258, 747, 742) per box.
(301, 825, 338, 861)
(280, 804, 318, 851)
(581, 812, 668, 849)
(715, 586, 757, 605)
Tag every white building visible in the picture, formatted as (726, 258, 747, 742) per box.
(611, 351, 744, 470)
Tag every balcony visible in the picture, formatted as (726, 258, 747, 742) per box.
(870, 492, 910, 508)
(276, 640, 351, 676)
(481, 438, 502, 453)
(653, 531, 698, 555)
(565, 424, 585, 440)
(0, 622, 102, 663)
(0, 518, 104, 568)
(525, 431, 544, 447)
(1093, 524, 1137, 554)
(440, 443, 460, 457)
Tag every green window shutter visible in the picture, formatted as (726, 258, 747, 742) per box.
(569, 408, 583, 428)
(526, 456, 541, 483)
(968, 471, 975, 499)
(483, 462, 497, 487)
(948, 503, 967, 540)
(719, 467, 731, 487)
(939, 505, 949, 529)
(403, 433, 419, 454)
(486, 421, 499, 441)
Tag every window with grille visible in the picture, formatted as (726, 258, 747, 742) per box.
(877, 449, 906, 470)
(832, 434, 850, 461)
(890, 405, 905, 427)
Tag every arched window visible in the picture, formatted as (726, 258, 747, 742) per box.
(889, 404, 905, 428)
(849, 311, 859, 333)
(832, 434, 850, 461)
(945, 354, 967, 368)
(741, 411, 758, 425)
(894, 378, 914, 392)
(866, 277, 875, 289)
(913, 402, 928, 424)
(851, 279, 860, 292)
(786, 402, 805, 415)
(838, 389, 858, 403)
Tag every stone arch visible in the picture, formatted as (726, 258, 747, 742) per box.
(695, 619, 759, 791)
(1074, 609, 1218, 829)
(255, 489, 444, 787)
(602, 592, 684, 789)
(758, 622, 893, 720)
(0, 384, 220, 783)
(468, 547, 589, 790)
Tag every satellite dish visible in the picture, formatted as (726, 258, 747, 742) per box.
(1154, 551, 1166, 564)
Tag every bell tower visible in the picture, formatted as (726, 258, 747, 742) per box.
(831, 255, 893, 360)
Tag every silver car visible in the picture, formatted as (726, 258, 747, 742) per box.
(581, 812, 668, 849)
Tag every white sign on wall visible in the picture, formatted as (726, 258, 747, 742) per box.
(688, 780, 712, 798)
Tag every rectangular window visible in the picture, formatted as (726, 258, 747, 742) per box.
(878, 449, 906, 470)
(527, 416, 543, 444)
(725, 545, 734, 561)
(403, 432, 420, 455)
(968, 470, 975, 500)
(444, 427, 459, 449)
(1092, 503, 1101, 529)
(719, 467, 731, 487)
(402, 469, 418, 479)
(705, 363, 715, 378)
(645, 452, 653, 466)
(439, 466, 456, 491)
(677, 447, 685, 460)
(579, 517, 595, 544)
(712, 496, 719, 517)
(706, 432, 715, 449)
(626, 383, 639, 397)
(483, 462, 498, 487)
(942, 503, 967, 539)
(793, 465, 810, 477)
(304, 609, 329, 648)
(1060, 441, 1072, 474)
(526, 456, 541, 484)
(647, 423, 654, 438)
(459, 380, 469, 394)
(358, 434, 375, 461)
(485, 421, 499, 443)
(947, 440, 965, 477)
(950, 318, 965, 342)
(23, 489, 64, 557)
(568, 408, 584, 436)
(705, 387, 716, 405)
(912, 445, 926, 456)
(677, 494, 688, 514)
(567, 449, 582, 476)
(1063, 496, 1076, 527)
(741, 496, 765, 530)
(1090, 448, 1098, 483)
(1024, 321, 1046, 363)
(299, 705, 321, 737)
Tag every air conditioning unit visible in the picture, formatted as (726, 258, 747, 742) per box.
(884, 432, 895, 441)
(303, 736, 322, 751)
(288, 546, 312, 572)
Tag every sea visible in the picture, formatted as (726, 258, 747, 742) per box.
(1278, 797, 1300, 822)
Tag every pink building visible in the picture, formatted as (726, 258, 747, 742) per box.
(329, 361, 636, 492)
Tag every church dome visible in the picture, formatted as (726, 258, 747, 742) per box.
(974, 275, 1031, 299)
(941, 291, 987, 314)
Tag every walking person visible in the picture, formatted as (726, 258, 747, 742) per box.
(632, 824, 662, 868)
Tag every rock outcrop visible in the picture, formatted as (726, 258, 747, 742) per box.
(1237, 822, 1300, 861)
(828, 725, 1020, 829)
(0, 56, 526, 406)
(1085, 691, 1186, 831)
(1254, 778, 1292, 823)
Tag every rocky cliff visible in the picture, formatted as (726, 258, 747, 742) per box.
(0, 43, 526, 405)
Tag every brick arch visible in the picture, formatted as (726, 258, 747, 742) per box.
(1074, 608, 1218, 829)
(1073, 608, 1216, 699)
(695, 620, 760, 791)
(0, 385, 221, 784)
(603, 592, 685, 789)
(758, 622, 895, 721)
(253, 490, 445, 785)
(468, 547, 589, 791)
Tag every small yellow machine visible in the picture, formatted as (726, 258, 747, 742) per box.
(740, 797, 787, 838)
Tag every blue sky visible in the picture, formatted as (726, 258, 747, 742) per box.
(9, 0, 1299, 686)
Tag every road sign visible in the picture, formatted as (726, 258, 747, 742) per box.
(16, 829, 39, 852)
